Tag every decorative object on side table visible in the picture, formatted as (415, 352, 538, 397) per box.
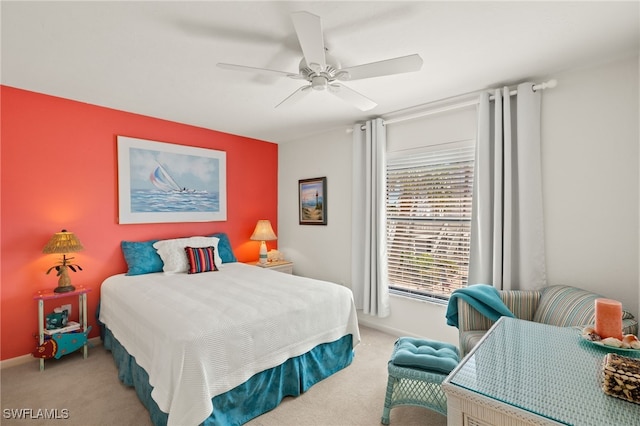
(581, 325, 640, 350)
(253, 259, 293, 274)
(601, 353, 640, 404)
(32, 327, 92, 361)
(42, 229, 84, 293)
(594, 298, 623, 340)
(250, 220, 277, 264)
(45, 309, 68, 330)
(299, 177, 327, 225)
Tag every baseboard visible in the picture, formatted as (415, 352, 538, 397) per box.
(0, 354, 33, 369)
(357, 319, 422, 339)
(88, 336, 102, 347)
(1, 337, 102, 370)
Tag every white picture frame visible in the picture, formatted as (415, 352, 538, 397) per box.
(117, 136, 227, 224)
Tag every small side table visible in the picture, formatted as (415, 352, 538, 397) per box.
(33, 286, 91, 371)
(251, 260, 293, 274)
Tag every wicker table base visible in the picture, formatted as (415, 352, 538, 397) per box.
(381, 362, 448, 424)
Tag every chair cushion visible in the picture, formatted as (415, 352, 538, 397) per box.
(391, 337, 459, 374)
(532, 285, 602, 327)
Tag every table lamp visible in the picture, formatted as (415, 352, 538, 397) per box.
(43, 229, 84, 293)
(250, 220, 277, 264)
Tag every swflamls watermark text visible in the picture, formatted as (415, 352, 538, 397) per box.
(3, 408, 70, 420)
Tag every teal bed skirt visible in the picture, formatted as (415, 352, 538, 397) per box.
(103, 328, 354, 426)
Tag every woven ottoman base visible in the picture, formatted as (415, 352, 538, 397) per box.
(381, 364, 448, 424)
(381, 337, 458, 424)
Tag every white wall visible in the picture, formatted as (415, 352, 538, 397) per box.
(278, 122, 463, 346)
(279, 54, 639, 344)
(541, 54, 639, 317)
(278, 127, 354, 288)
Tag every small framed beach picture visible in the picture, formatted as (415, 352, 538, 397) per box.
(298, 177, 327, 225)
(117, 136, 227, 224)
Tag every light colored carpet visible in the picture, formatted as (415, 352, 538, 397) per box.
(1, 326, 447, 426)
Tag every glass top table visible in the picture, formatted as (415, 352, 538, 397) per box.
(443, 316, 640, 425)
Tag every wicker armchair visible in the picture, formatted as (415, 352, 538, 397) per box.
(457, 285, 638, 357)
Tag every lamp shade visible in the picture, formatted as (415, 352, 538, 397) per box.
(43, 230, 84, 254)
(250, 220, 277, 241)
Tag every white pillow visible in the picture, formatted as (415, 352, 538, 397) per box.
(153, 236, 221, 273)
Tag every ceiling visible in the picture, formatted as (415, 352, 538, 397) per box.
(2, 1, 638, 143)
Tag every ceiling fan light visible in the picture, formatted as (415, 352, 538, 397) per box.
(308, 62, 322, 73)
(311, 76, 327, 91)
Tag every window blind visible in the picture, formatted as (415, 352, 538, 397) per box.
(386, 141, 475, 301)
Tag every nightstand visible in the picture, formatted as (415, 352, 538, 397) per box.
(33, 286, 91, 371)
(251, 260, 293, 274)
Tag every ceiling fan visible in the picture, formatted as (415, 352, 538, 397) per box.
(217, 11, 423, 111)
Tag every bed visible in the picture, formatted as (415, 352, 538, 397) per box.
(99, 235, 360, 426)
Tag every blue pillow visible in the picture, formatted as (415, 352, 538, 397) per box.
(121, 240, 164, 276)
(391, 337, 459, 374)
(209, 233, 237, 263)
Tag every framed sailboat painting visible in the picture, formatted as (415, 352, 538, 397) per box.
(117, 136, 227, 224)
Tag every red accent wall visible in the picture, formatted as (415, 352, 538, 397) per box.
(0, 86, 278, 360)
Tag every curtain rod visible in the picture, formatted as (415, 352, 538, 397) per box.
(357, 79, 557, 130)
(488, 79, 557, 101)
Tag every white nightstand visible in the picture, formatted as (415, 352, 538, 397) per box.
(251, 260, 293, 274)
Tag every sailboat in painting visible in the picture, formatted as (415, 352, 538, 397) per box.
(149, 162, 205, 194)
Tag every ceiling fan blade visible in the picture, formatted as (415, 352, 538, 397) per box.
(337, 54, 423, 81)
(328, 83, 377, 111)
(291, 11, 326, 72)
(217, 63, 302, 79)
(275, 85, 313, 108)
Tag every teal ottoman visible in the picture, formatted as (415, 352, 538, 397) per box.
(381, 337, 459, 424)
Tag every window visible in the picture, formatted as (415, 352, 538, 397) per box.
(386, 141, 475, 302)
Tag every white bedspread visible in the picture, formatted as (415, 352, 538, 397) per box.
(99, 263, 360, 426)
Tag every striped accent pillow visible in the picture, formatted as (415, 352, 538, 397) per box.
(184, 246, 218, 274)
(533, 285, 600, 327)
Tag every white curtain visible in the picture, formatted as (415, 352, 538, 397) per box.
(351, 118, 390, 317)
(468, 82, 547, 291)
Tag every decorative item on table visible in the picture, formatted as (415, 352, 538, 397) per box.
(32, 326, 92, 360)
(581, 326, 640, 349)
(267, 249, 284, 262)
(601, 353, 640, 404)
(594, 298, 623, 340)
(43, 321, 80, 336)
(42, 229, 84, 293)
(250, 220, 277, 265)
(45, 309, 68, 330)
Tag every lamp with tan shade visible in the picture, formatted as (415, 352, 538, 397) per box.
(43, 229, 84, 293)
(250, 220, 277, 265)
